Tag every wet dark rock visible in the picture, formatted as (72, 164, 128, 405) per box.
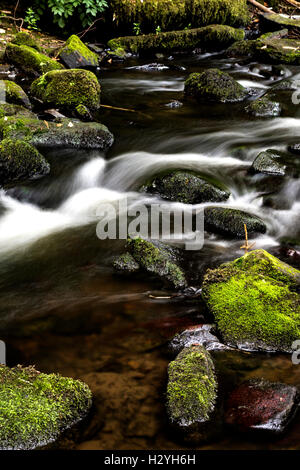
(226, 39, 257, 58)
(0, 365, 92, 450)
(141, 170, 230, 204)
(167, 345, 220, 443)
(245, 96, 281, 118)
(58, 35, 99, 69)
(108, 25, 244, 56)
(30, 69, 101, 112)
(0, 80, 31, 109)
(113, 252, 140, 274)
(126, 237, 187, 290)
(185, 68, 247, 103)
(250, 150, 286, 176)
(168, 324, 232, 357)
(0, 117, 114, 151)
(202, 249, 300, 353)
(288, 143, 300, 155)
(225, 378, 300, 434)
(271, 78, 298, 91)
(0, 138, 50, 185)
(204, 207, 267, 238)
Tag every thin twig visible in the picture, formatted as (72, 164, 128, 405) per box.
(76, 17, 104, 39)
(247, 0, 273, 13)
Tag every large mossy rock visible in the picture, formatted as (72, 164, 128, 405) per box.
(0, 138, 50, 185)
(250, 149, 286, 176)
(185, 69, 246, 103)
(202, 249, 300, 352)
(109, 0, 249, 34)
(226, 39, 257, 58)
(260, 12, 300, 34)
(58, 35, 99, 68)
(5, 43, 63, 76)
(116, 237, 187, 289)
(255, 30, 300, 65)
(245, 96, 281, 118)
(30, 69, 101, 111)
(108, 25, 244, 55)
(141, 170, 230, 204)
(0, 116, 114, 151)
(166, 345, 218, 442)
(0, 80, 31, 109)
(204, 207, 267, 238)
(11, 32, 41, 51)
(0, 365, 92, 450)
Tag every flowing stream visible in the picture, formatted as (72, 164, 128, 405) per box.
(1, 52, 300, 449)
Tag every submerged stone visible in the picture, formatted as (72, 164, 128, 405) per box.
(225, 378, 299, 434)
(0, 80, 31, 109)
(202, 249, 300, 352)
(185, 69, 246, 103)
(5, 43, 63, 75)
(0, 365, 92, 450)
(126, 237, 187, 290)
(250, 149, 286, 176)
(167, 345, 218, 442)
(0, 116, 114, 151)
(108, 25, 244, 55)
(245, 96, 281, 118)
(141, 170, 230, 204)
(30, 69, 101, 112)
(204, 207, 267, 238)
(58, 35, 99, 68)
(0, 138, 50, 185)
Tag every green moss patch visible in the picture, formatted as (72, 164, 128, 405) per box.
(0, 365, 92, 450)
(1, 80, 31, 109)
(58, 35, 99, 68)
(5, 43, 64, 75)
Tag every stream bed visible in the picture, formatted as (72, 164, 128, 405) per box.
(1, 50, 300, 449)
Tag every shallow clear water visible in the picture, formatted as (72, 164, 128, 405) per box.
(1, 52, 300, 449)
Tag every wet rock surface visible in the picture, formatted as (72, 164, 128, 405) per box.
(204, 207, 267, 238)
(245, 96, 281, 117)
(58, 35, 99, 69)
(225, 378, 300, 434)
(250, 150, 286, 176)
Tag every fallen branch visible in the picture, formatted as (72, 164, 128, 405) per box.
(284, 0, 300, 9)
(247, 0, 273, 13)
(100, 104, 137, 113)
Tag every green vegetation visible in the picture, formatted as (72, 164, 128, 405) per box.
(0, 365, 92, 450)
(58, 35, 99, 68)
(5, 43, 63, 75)
(1, 81, 31, 109)
(167, 346, 217, 426)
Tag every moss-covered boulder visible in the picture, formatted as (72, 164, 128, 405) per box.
(0, 116, 113, 151)
(124, 237, 187, 289)
(58, 35, 99, 68)
(0, 365, 92, 450)
(226, 39, 257, 58)
(11, 32, 41, 51)
(185, 69, 246, 103)
(109, 0, 249, 34)
(0, 80, 31, 109)
(255, 30, 300, 65)
(108, 25, 244, 55)
(0, 103, 36, 119)
(141, 170, 230, 204)
(30, 69, 101, 112)
(204, 207, 267, 238)
(250, 150, 286, 176)
(5, 43, 64, 76)
(0, 138, 50, 185)
(113, 252, 140, 274)
(260, 12, 300, 34)
(202, 249, 300, 352)
(167, 345, 218, 442)
(245, 96, 281, 118)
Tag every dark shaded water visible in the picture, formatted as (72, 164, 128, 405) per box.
(1, 51, 300, 449)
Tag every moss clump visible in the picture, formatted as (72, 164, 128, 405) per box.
(245, 96, 281, 118)
(185, 69, 246, 103)
(0, 103, 36, 119)
(1, 80, 31, 109)
(167, 346, 217, 428)
(204, 207, 267, 238)
(113, 252, 140, 273)
(127, 237, 187, 289)
(202, 249, 300, 352)
(0, 116, 114, 151)
(110, 0, 249, 34)
(5, 43, 64, 75)
(0, 138, 50, 185)
(58, 35, 99, 68)
(11, 32, 41, 51)
(30, 69, 100, 111)
(255, 30, 300, 65)
(141, 170, 230, 204)
(226, 39, 257, 58)
(108, 25, 244, 55)
(0, 365, 92, 450)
